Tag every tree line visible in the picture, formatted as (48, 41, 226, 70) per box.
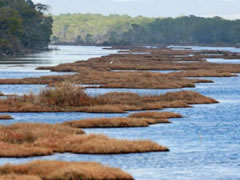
(52, 14, 240, 46)
(0, 0, 53, 56)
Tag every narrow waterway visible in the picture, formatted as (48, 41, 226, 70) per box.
(0, 46, 239, 180)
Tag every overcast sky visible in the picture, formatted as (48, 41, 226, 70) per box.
(32, 0, 240, 19)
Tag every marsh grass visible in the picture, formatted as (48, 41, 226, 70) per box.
(129, 111, 183, 119)
(0, 87, 218, 113)
(63, 117, 171, 128)
(0, 160, 134, 180)
(63, 111, 180, 129)
(0, 123, 168, 157)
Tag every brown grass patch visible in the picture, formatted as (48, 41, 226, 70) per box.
(0, 160, 133, 180)
(0, 115, 13, 120)
(62, 111, 183, 129)
(63, 117, 171, 129)
(0, 123, 168, 157)
(129, 111, 183, 119)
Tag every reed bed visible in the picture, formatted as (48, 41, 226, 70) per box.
(0, 160, 134, 180)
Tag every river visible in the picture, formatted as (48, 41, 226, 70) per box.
(0, 45, 239, 180)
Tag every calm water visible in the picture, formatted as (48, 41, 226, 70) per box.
(206, 58, 240, 64)
(0, 45, 118, 72)
(112, 70, 182, 74)
(0, 46, 240, 180)
(169, 45, 240, 53)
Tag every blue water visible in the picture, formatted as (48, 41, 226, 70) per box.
(85, 87, 194, 97)
(0, 45, 118, 72)
(0, 84, 47, 95)
(112, 70, 182, 74)
(169, 45, 240, 53)
(206, 58, 240, 64)
(0, 46, 240, 180)
(0, 112, 128, 125)
(0, 71, 76, 79)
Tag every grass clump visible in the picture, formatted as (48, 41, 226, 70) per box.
(39, 82, 94, 107)
(0, 160, 134, 180)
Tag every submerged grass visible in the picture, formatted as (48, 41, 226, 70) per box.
(0, 160, 134, 180)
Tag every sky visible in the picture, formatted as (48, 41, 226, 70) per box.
(32, 0, 240, 19)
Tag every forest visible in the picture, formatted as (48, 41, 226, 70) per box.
(52, 14, 240, 46)
(0, 0, 53, 55)
(2, 3, 240, 55)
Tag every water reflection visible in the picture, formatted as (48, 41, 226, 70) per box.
(0, 45, 118, 71)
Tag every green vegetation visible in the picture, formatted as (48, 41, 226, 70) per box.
(52, 14, 240, 46)
(52, 13, 154, 45)
(0, 0, 52, 55)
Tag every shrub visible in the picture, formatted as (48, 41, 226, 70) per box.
(39, 82, 94, 107)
